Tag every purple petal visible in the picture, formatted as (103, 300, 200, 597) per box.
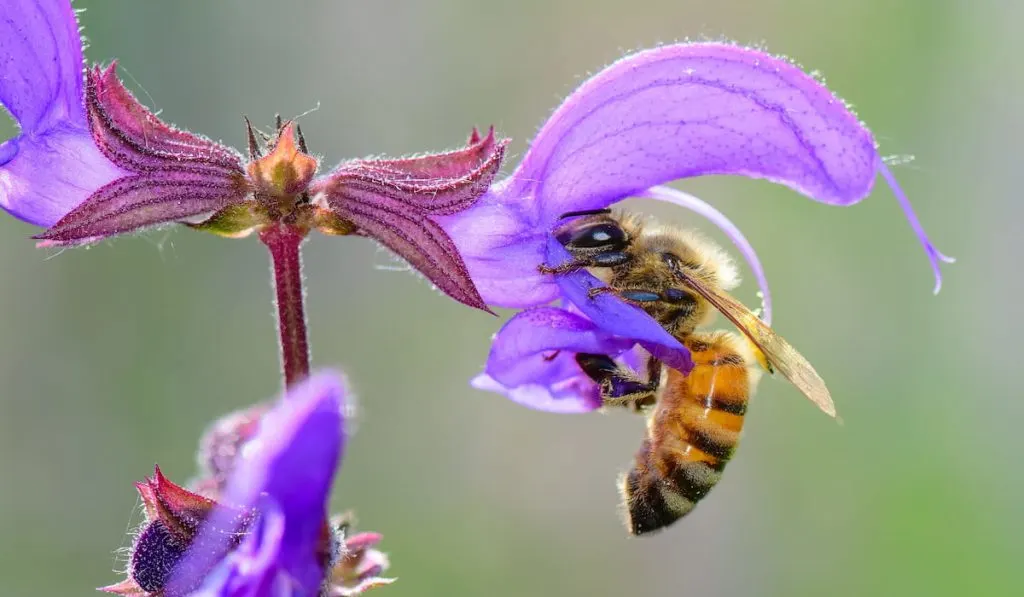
(545, 237, 693, 374)
(471, 372, 601, 414)
(434, 181, 558, 308)
(513, 43, 876, 220)
(34, 170, 248, 245)
(0, 0, 84, 133)
(0, 124, 125, 226)
(192, 502, 288, 597)
(505, 43, 949, 289)
(476, 307, 636, 413)
(170, 371, 348, 595)
(642, 185, 772, 324)
(486, 307, 635, 385)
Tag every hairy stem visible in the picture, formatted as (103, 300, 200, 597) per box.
(260, 224, 310, 388)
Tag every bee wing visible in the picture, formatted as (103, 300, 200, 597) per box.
(676, 270, 836, 418)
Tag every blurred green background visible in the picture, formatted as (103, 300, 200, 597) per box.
(1, 0, 1019, 595)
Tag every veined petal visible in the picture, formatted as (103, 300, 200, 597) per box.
(87, 64, 244, 174)
(323, 188, 489, 312)
(329, 127, 510, 215)
(642, 185, 772, 324)
(170, 372, 348, 596)
(0, 0, 84, 133)
(545, 236, 693, 374)
(34, 170, 248, 245)
(476, 307, 635, 413)
(311, 128, 513, 312)
(0, 123, 124, 226)
(357, 127, 498, 179)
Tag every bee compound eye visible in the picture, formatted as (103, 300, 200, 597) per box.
(559, 222, 627, 250)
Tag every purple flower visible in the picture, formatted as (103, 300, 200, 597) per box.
(174, 372, 345, 597)
(1, 0, 509, 312)
(440, 43, 953, 412)
(102, 371, 392, 597)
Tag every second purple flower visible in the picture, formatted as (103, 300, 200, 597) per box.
(438, 43, 954, 413)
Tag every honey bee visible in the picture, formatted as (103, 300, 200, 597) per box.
(544, 208, 834, 535)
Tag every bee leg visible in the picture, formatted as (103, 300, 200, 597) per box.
(538, 251, 630, 275)
(576, 353, 658, 410)
(587, 286, 662, 305)
(600, 384, 657, 409)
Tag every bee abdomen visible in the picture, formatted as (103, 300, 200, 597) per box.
(683, 418, 740, 463)
(669, 460, 724, 503)
(619, 331, 757, 535)
(620, 465, 689, 535)
(619, 440, 693, 535)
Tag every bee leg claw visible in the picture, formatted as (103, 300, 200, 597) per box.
(538, 260, 587, 275)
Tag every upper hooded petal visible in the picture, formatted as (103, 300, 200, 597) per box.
(510, 42, 879, 225)
(0, 0, 126, 226)
(503, 42, 949, 290)
(170, 372, 348, 595)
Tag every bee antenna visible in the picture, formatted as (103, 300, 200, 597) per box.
(557, 208, 612, 220)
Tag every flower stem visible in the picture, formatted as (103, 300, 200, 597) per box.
(260, 224, 310, 389)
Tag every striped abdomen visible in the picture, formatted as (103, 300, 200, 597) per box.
(620, 331, 761, 535)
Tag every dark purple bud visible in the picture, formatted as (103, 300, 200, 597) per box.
(100, 466, 254, 596)
(130, 521, 190, 594)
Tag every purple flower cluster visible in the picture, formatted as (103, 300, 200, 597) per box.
(439, 43, 953, 413)
(2, 0, 952, 594)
